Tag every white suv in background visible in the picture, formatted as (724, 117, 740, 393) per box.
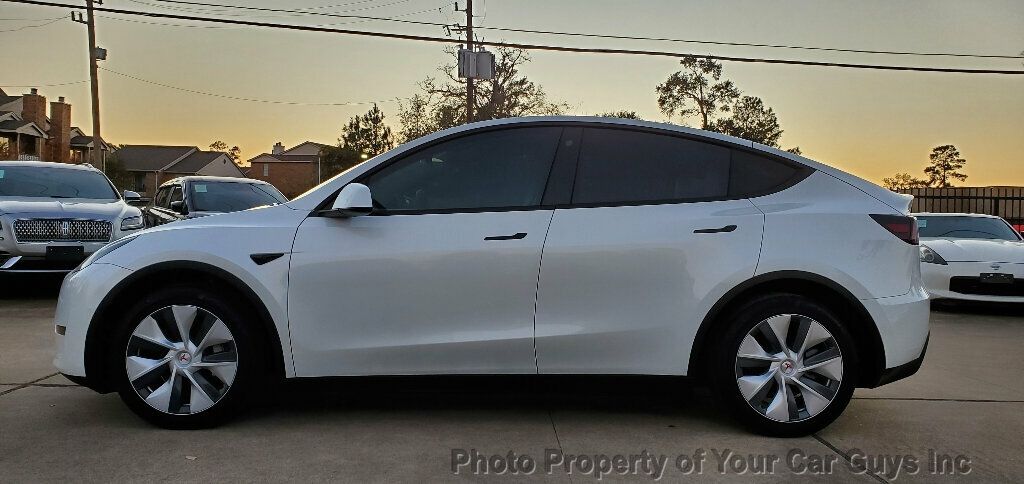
(53, 117, 930, 436)
(0, 161, 144, 272)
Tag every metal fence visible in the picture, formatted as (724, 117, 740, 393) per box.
(901, 187, 1024, 231)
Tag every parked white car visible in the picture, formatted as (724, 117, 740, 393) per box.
(0, 161, 144, 272)
(53, 117, 929, 436)
(916, 212, 1024, 302)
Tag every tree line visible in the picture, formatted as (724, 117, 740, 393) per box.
(882, 145, 969, 191)
(316, 47, 802, 178)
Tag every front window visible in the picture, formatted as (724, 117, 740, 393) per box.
(917, 216, 1022, 241)
(189, 181, 287, 212)
(0, 165, 118, 199)
(363, 127, 561, 212)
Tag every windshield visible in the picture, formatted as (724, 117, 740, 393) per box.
(189, 181, 288, 212)
(917, 216, 1022, 241)
(0, 165, 118, 200)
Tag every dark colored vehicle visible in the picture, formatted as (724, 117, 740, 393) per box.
(144, 176, 287, 227)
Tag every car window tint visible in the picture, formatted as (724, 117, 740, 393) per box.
(363, 127, 561, 212)
(729, 150, 801, 197)
(917, 216, 1021, 241)
(155, 187, 171, 208)
(169, 186, 184, 205)
(190, 182, 287, 212)
(573, 128, 730, 204)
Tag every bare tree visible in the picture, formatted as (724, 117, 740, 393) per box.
(398, 46, 568, 142)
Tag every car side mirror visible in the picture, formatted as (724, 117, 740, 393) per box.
(123, 190, 146, 206)
(170, 200, 187, 215)
(324, 183, 373, 218)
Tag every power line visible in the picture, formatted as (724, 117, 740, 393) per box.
(479, 26, 1024, 61)
(4, 0, 1023, 75)
(0, 79, 89, 87)
(0, 15, 64, 32)
(134, 0, 1024, 60)
(99, 67, 395, 106)
(137, 0, 446, 24)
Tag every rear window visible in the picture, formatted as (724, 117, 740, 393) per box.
(0, 165, 118, 200)
(573, 128, 730, 204)
(571, 128, 805, 205)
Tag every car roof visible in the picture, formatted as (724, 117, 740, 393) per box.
(159, 176, 270, 188)
(0, 160, 101, 172)
(913, 212, 1004, 219)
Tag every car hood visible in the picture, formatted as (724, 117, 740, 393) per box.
(922, 237, 1024, 263)
(0, 197, 127, 219)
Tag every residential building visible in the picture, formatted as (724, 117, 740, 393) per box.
(69, 126, 113, 164)
(0, 87, 92, 163)
(247, 141, 330, 198)
(115, 145, 246, 197)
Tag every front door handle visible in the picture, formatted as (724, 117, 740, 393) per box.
(484, 232, 527, 241)
(693, 225, 737, 234)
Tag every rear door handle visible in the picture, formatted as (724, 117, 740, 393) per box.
(693, 225, 737, 234)
(484, 232, 527, 241)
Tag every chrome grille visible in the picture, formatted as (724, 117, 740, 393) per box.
(13, 219, 112, 242)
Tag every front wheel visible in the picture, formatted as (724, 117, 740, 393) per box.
(710, 294, 858, 436)
(111, 286, 263, 429)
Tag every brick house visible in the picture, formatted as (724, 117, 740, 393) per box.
(115, 145, 247, 197)
(0, 88, 105, 163)
(247, 141, 330, 198)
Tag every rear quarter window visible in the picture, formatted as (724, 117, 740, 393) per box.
(729, 150, 807, 197)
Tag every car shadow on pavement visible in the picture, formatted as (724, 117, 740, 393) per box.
(0, 274, 64, 299)
(244, 375, 738, 428)
(930, 299, 1024, 317)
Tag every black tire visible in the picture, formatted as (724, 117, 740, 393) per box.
(109, 284, 265, 429)
(709, 293, 858, 437)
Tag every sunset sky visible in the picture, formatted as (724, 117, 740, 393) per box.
(2, 0, 1022, 185)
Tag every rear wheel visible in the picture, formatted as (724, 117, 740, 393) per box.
(710, 294, 858, 436)
(111, 285, 263, 429)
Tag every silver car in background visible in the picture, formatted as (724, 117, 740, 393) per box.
(0, 161, 144, 272)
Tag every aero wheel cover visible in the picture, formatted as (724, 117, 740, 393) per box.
(125, 305, 239, 415)
(734, 314, 844, 423)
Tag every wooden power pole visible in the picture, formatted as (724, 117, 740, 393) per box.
(85, 0, 104, 170)
(464, 0, 473, 123)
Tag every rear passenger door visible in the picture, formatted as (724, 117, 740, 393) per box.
(534, 127, 770, 375)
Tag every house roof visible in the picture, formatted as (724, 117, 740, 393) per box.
(115, 145, 197, 171)
(247, 141, 331, 163)
(0, 119, 48, 138)
(169, 151, 225, 173)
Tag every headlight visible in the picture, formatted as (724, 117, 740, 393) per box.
(919, 245, 947, 265)
(78, 235, 136, 270)
(120, 215, 144, 231)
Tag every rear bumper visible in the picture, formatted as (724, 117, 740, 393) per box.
(871, 336, 928, 387)
(861, 284, 931, 372)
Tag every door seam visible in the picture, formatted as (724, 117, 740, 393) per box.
(532, 209, 557, 374)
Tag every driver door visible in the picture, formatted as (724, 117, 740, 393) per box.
(288, 126, 565, 376)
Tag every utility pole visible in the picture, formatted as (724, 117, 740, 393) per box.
(464, 0, 473, 123)
(85, 0, 104, 170)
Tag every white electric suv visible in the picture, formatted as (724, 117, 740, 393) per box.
(53, 117, 929, 435)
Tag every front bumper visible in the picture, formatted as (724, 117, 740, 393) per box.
(53, 262, 133, 379)
(922, 261, 1024, 303)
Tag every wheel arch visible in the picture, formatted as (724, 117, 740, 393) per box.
(688, 270, 885, 387)
(84, 260, 286, 393)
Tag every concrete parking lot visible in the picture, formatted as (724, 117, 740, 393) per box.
(1, 276, 1021, 482)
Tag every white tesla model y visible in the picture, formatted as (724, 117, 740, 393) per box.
(53, 117, 929, 435)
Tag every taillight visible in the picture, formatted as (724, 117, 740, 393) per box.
(870, 214, 919, 245)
